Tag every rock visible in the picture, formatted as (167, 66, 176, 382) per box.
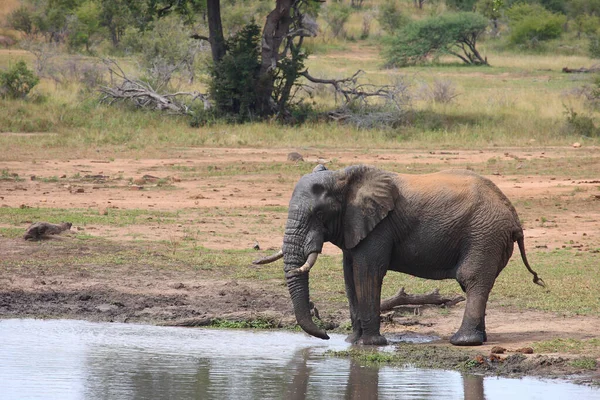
(572, 142, 581, 148)
(23, 222, 72, 240)
(515, 347, 534, 354)
(96, 304, 118, 312)
(287, 152, 304, 162)
(491, 346, 506, 354)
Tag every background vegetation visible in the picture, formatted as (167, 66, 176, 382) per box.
(0, 0, 599, 155)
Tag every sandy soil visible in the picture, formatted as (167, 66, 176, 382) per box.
(1, 146, 599, 380)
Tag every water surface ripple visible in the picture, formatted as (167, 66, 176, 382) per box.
(0, 319, 597, 400)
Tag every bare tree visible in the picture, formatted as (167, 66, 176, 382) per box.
(99, 59, 209, 114)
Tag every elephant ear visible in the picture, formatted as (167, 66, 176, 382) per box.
(337, 166, 398, 249)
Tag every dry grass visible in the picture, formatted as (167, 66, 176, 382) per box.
(0, 0, 19, 18)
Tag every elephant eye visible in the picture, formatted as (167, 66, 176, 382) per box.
(315, 210, 324, 220)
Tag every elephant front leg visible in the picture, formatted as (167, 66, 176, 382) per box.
(351, 252, 388, 346)
(343, 253, 362, 344)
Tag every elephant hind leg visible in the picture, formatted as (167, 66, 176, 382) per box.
(450, 257, 497, 346)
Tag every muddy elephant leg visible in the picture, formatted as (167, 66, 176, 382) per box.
(343, 252, 362, 344)
(351, 245, 389, 346)
(451, 258, 496, 346)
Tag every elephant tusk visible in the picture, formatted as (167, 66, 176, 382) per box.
(252, 249, 284, 265)
(286, 252, 318, 277)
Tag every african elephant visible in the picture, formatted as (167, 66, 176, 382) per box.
(255, 164, 544, 346)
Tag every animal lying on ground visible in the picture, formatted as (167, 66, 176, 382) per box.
(23, 222, 72, 240)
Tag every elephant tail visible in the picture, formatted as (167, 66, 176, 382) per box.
(515, 232, 546, 288)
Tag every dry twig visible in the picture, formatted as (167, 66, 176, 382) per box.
(98, 59, 210, 114)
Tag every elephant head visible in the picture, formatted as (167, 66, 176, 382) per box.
(280, 164, 399, 340)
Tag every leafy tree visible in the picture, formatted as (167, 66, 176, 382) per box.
(68, 1, 104, 52)
(475, 0, 504, 33)
(322, 2, 352, 38)
(138, 15, 202, 86)
(568, 0, 600, 18)
(384, 12, 489, 66)
(6, 6, 35, 36)
(98, 0, 138, 47)
(377, 0, 410, 34)
(446, 0, 478, 11)
(209, 22, 262, 120)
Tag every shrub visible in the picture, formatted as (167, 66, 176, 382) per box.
(589, 33, 600, 58)
(506, 3, 566, 48)
(377, 0, 410, 34)
(323, 2, 352, 38)
(0, 61, 40, 99)
(137, 15, 203, 88)
(564, 106, 599, 137)
(6, 5, 34, 36)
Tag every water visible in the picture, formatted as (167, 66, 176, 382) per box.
(0, 319, 598, 400)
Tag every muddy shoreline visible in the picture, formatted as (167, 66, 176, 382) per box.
(1, 236, 598, 386)
(1, 147, 599, 385)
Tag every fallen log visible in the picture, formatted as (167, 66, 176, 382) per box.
(562, 66, 600, 73)
(23, 222, 72, 240)
(380, 287, 465, 311)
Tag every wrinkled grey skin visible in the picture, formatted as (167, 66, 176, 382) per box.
(282, 164, 544, 346)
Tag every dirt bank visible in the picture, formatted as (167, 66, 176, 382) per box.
(1, 146, 599, 383)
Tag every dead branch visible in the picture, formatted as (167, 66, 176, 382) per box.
(300, 69, 412, 123)
(562, 66, 600, 73)
(24, 222, 72, 241)
(380, 287, 465, 311)
(301, 69, 394, 104)
(98, 59, 210, 113)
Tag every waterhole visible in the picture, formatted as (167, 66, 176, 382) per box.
(0, 319, 597, 399)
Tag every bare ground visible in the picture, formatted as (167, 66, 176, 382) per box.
(1, 146, 599, 382)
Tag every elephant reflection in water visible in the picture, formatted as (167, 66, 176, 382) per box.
(284, 349, 378, 400)
(284, 348, 486, 400)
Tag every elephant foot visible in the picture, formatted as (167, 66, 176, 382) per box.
(345, 332, 361, 344)
(449, 329, 486, 346)
(359, 334, 388, 346)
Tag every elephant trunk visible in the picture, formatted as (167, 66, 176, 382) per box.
(283, 213, 328, 340)
(285, 270, 329, 340)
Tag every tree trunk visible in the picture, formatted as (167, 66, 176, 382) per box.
(207, 0, 226, 63)
(256, 0, 295, 115)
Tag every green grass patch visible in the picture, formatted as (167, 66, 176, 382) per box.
(210, 317, 278, 329)
(492, 250, 600, 315)
(0, 227, 25, 238)
(533, 338, 600, 355)
(0, 207, 181, 227)
(569, 357, 599, 370)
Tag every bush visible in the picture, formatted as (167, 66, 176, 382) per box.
(589, 33, 600, 58)
(377, 0, 410, 34)
(6, 5, 34, 35)
(137, 15, 203, 88)
(564, 106, 599, 137)
(506, 3, 566, 48)
(323, 2, 352, 38)
(0, 61, 40, 99)
(509, 15, 566, 46)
